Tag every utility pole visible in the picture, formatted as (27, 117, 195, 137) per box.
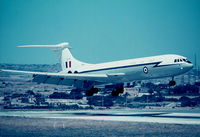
(194, 53, 197, 82)
(125, 95, 127, 109)
(194, 53, 197, 70)
(101, 96, 104, 107)
(188, 73, 191, 85)
(181, 75, 185, 85)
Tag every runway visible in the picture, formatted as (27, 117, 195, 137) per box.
(1, 109, 200, 137)
(0, 109, 200, 125)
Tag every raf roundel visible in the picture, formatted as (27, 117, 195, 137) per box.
(143, 66, 148, 74)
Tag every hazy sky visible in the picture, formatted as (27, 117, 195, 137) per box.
(0, 0, 199, 66)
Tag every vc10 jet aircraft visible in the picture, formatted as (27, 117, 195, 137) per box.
(2, 42, 193, 96)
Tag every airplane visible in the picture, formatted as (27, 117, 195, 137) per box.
(1, 42, 193, 96)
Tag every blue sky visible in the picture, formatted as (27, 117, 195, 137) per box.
(0, 0, 199, 66)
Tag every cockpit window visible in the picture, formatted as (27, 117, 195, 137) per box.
(186, 59, 192, 63)
(174, 58, 192, 64)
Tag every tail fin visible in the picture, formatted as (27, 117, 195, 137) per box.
(18, 42, 90, 73)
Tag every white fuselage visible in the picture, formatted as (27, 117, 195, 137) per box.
(4, 43, 193, 88)
(76, 54, 193, 83)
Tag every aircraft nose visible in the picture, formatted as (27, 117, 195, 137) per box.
(188, 63, 193, 69)
(183, 63, 193, 71)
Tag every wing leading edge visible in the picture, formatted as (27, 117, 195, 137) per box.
(1, 69, 126, 88)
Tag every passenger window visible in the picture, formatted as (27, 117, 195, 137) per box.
(180, 59, 183, 62)
(175, 59, 179, 62)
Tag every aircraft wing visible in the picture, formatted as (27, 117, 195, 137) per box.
(1, 69, 125, 87)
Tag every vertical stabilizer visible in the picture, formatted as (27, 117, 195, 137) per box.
(18, 42, 90, 73)
(60, 46, 90, 73)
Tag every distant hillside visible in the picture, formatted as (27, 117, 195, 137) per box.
(0, 63, 61, 72)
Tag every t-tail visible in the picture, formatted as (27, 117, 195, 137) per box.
(18, 42, 90, 73)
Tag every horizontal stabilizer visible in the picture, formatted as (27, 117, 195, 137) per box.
(17, 42, 72, 50)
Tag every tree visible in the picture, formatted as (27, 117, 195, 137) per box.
(26, 90, 35, 95)
(49, 92, 70, 99)
(35, 93, 45, 105)
(173, 85, 199, 95)
(69, 89, 83, 99)
(87, 96, 114, 107)
(148, 89, 154, 95)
